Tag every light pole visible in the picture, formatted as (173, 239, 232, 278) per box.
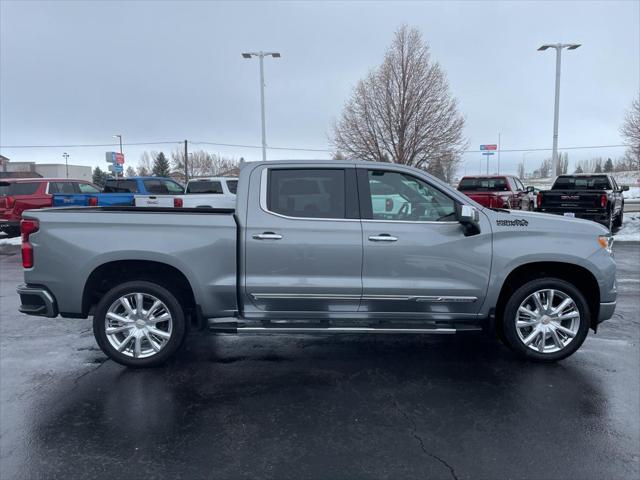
(538, 43, 580, 181)
(242, 51, 281, 161)
(62, 152, 69, 178)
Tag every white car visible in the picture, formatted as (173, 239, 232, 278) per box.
(134, 177, 237, 209)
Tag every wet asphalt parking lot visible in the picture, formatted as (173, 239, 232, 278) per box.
(1, 243, 639, 480)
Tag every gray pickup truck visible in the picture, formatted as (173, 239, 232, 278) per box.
(17, 161, 617, 367)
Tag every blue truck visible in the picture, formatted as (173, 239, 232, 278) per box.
(52, 177, 184, 207)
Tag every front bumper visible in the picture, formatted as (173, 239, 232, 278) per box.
(597, 301, 616, 324)
(17, 284, 58, 318)
(0, 220, 19, 232)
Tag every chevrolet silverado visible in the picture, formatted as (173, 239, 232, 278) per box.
(17, 161, 617, 367)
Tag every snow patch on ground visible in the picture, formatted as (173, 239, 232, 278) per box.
(615, 213, 640, 242)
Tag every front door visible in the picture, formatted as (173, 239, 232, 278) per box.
(357, 167, 492, 320)
(243, 165, 363, 317)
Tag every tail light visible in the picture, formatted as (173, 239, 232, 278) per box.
(174, 197, 183, 208)
(385, 198, 393, 212)
(20, 219, 39, 269)
(600, 194, 607, 208)
(6, 196, 16, 208)
(537, 192, 543, 207)
(87, 197, 98, 206)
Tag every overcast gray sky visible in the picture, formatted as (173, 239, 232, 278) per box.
(1, 0, 639, 176)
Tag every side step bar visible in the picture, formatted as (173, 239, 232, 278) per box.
(207, 319, 482, 335)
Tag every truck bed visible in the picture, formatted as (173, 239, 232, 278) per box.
(21, 206, 238, 318)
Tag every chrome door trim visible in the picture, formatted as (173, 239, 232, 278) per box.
(259, 167, 360, 223)
(251, 293, 477, 303)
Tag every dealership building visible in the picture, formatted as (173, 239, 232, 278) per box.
(0, 155, 92, 181)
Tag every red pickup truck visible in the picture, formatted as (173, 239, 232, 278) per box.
(0, 178, 100, 236)
(457, 175, 535, 210)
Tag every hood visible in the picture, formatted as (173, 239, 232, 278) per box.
(485, 209, 609, 236)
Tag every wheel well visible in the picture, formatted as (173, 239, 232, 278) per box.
(82, 260, 198, 325)
(495, 262, 600, 330)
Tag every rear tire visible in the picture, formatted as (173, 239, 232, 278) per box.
(93, 281, 187, 368)
(501, 278, 590, 362)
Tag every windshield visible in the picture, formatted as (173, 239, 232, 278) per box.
(553, 176, 611, 190)
(458, 177, 509, 191)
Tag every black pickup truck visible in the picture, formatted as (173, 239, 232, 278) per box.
(536, 174, 628, 230)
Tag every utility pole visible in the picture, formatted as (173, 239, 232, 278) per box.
(497, 132, 501, 174)
(242, 51, 281, 161)
(62, 152, 69, 178)
(538, 43, 581, 180)
(113, 135, 123, 177)
(184, 140, 189, 183)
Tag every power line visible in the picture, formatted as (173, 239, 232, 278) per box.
(0, 140, 630, 154)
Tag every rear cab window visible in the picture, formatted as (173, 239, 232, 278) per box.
(458, 177, 509, 191)
(77, 183, 100, 193)
(226, 180, 238, 194)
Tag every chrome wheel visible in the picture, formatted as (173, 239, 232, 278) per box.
(104, 293, 173, 359)
(515, 289, 580, 354)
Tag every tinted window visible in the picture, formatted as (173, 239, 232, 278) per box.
(104, 179, 138, 193)
(268, 169, 346, 219)
(143, 179, 184, 194)
(366, 170, 456, 222)
(187, 180, 223, 194)
(458, 177, 509, 191)
(77, 183, 100, 193)
(226, 180, 238, 194)
(553, 176, 611, 190)
(5, 182, 40, 195)
(49, 182, 77, 194)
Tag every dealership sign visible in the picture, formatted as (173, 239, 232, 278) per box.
(480, 144, 497, 151)
(106, 151, 125, 164)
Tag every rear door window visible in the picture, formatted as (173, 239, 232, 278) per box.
(267, 169, 346, 219)
(6, 182, 40, 195)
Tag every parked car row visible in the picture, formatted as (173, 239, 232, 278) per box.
(0, 176, 238, 236)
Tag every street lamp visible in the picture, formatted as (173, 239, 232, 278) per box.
(62, 152, 69, 179)
(538, 43, 581, 180)
(242, 51, 281, 161)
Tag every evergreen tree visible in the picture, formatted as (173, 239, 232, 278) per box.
(152, 152, 171, 177)
(92, 166, 108, 187)
(574, 164, 584, 174)
(603, 158, 614, 173)
(125, 166, 136, 177)
(594, 159, 603, 173)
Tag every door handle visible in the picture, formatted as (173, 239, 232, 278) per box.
(253, 232, 283, 240)
(368, 234, 398, 242)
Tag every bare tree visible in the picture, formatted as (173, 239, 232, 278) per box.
(170, 148, 240, 182)
(332, 24, 467, 182)
(137, 152, 153, 176)
(620, 97, 640, 169)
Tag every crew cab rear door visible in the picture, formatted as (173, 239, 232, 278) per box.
(357, 166, 492, 319)
(243, 165, 363, 316)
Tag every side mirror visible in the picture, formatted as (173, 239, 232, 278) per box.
(526, 186, 535, 193)
(622, 185, 629, 191)
(457, 204, 481, 236)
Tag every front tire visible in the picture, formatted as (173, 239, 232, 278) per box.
(93, 281, 187, 368)
(501, 278, 590, 362)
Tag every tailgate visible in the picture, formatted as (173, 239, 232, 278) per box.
(134, 195, 177, 207)
(540, 191, 605, 210)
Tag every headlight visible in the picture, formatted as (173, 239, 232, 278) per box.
(598, 234, 614, 254)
